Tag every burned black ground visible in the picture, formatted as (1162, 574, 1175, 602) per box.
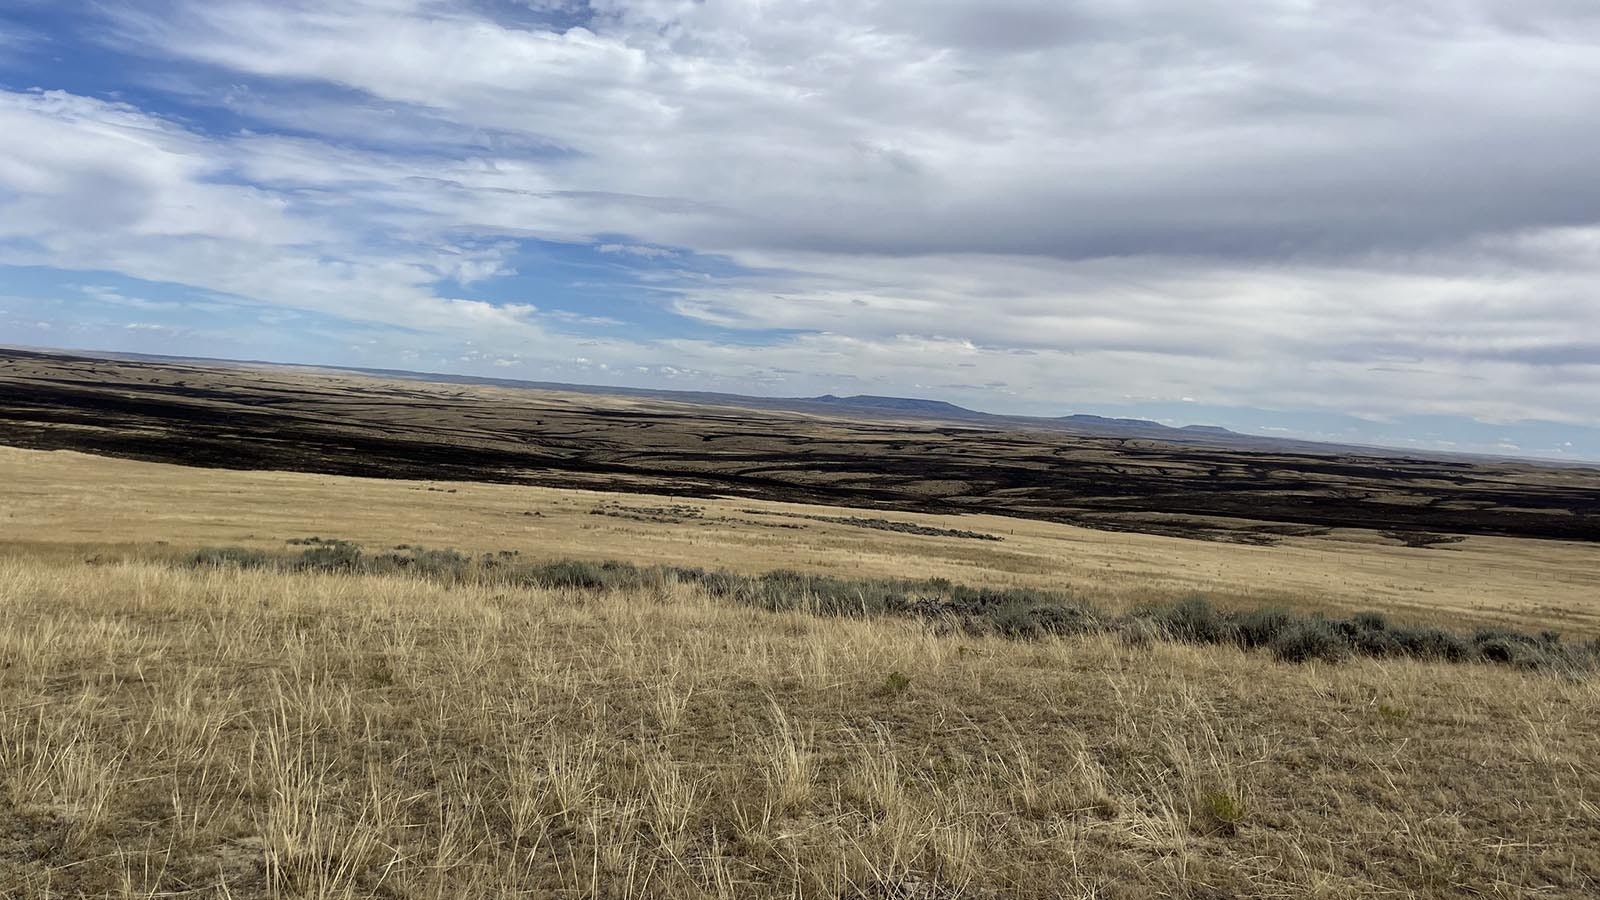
(4, 348, 1598, 544)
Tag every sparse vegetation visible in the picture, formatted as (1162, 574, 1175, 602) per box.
(591, 502, 706, 524)
(747, 510, 1004, 541)
(185, 543, 1600, 674)
(1382, 529, 1469, 549)
(1196, 788, 1248, 837)
(4, 447, 1600, 898)
(3, 553, 1597, 898)
(186, 545, 272, 568)
(879, 670, 913, 696)
(1269, 619, 1350, 664)
(1377, 703, 1411, 722)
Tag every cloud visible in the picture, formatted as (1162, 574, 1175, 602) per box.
(597, 242, 677, 259)
(0, 0, 1597, 447)
(0, 90, 574, 347)
(105, 0, 1600, 260)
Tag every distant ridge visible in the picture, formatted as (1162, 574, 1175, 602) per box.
(808, 394, 983, 416)
(10, 345, 1558, 463)
(23, 346, 1259, 446)
(1055, 413, 1233, 432)
(812, 397, 1245, 440)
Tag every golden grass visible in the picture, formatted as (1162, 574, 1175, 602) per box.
(4, 446, 1599, 633)
(3, 447, 1599, 896)
(2, 557, 1598, 898)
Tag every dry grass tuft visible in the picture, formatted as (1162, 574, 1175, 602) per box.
(0, 556, 1595, 898)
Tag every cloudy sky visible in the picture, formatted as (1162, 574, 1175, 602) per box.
(3, 1, 1599, 459)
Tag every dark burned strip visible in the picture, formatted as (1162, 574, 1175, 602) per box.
(11, 350, 1600, 543)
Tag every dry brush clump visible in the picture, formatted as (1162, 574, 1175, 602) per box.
(1, 552, 1598, 898)
(191, 541, 1600, 674)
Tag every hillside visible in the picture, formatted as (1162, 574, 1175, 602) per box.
(1, 447, 1597, 898)
(3, 349, 1598, 544)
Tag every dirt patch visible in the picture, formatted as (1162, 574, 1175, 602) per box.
(591, 502, 706, 524)
(1381, 530, 1468, 549)
(747, 510, 1003, 541)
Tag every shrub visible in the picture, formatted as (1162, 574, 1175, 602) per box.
(1337, 614, 1401, 659)
(1156, 597, 1232, 645)
(188, 547, 270, 569)
(1376, 703, 1410, 723)
(1118, 616, 1161, 648)
(171, 543, 1592, 677)
(728, 570, 816, 612)
(295, 541, 363, 572)
(663, 565, 709, 584)
(988, 602, 1099, 639)
(1476, 636, 1529, 667)
(948, 585, 1058, 615)
(521, 559, 643, 591)
(373, 547, 473, 582)
(987, 603, 1042, 639)
(1196, 789, 1247, 836)
(1271, 620, 1348, 664)
(692, 569, 743, 598)
(1351, 611, 1388, 631)
(1389, 625, 1471, 662)
(742, 571, 908, 617)
(1233, 608, 1292, 649)
(1026, 603, 1102, 637)
(879, 671, 912, 696)
(411, 548, 473, 578)
(1470, 629, 1566, 670)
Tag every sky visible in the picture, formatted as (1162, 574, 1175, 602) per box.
(2, 1, 1600, 461)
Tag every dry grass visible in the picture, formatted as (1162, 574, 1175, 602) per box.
(5, 446, 1600, 633)
(2, 557, 1598, 898)
(3, 447, 1599, 896)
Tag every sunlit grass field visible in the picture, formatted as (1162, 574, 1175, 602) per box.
(7, 446, 1599, 633)
(2, 448, 1598, 897)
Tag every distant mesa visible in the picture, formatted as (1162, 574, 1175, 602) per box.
(806, 394, 980, 416)
(806, 397, 1239, 438)
(1057, 413, 1168, 429)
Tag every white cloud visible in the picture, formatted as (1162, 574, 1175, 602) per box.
(108, 1, 1600, 257)
(597, 243, 677, 259)
(1, 1, 1597, 433)
(0, 90, 581, 351)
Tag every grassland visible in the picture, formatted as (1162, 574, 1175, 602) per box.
(2, 448, 1599, 897)
(4, 551, 1599, 898)
(6, 446, 1599, 633)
